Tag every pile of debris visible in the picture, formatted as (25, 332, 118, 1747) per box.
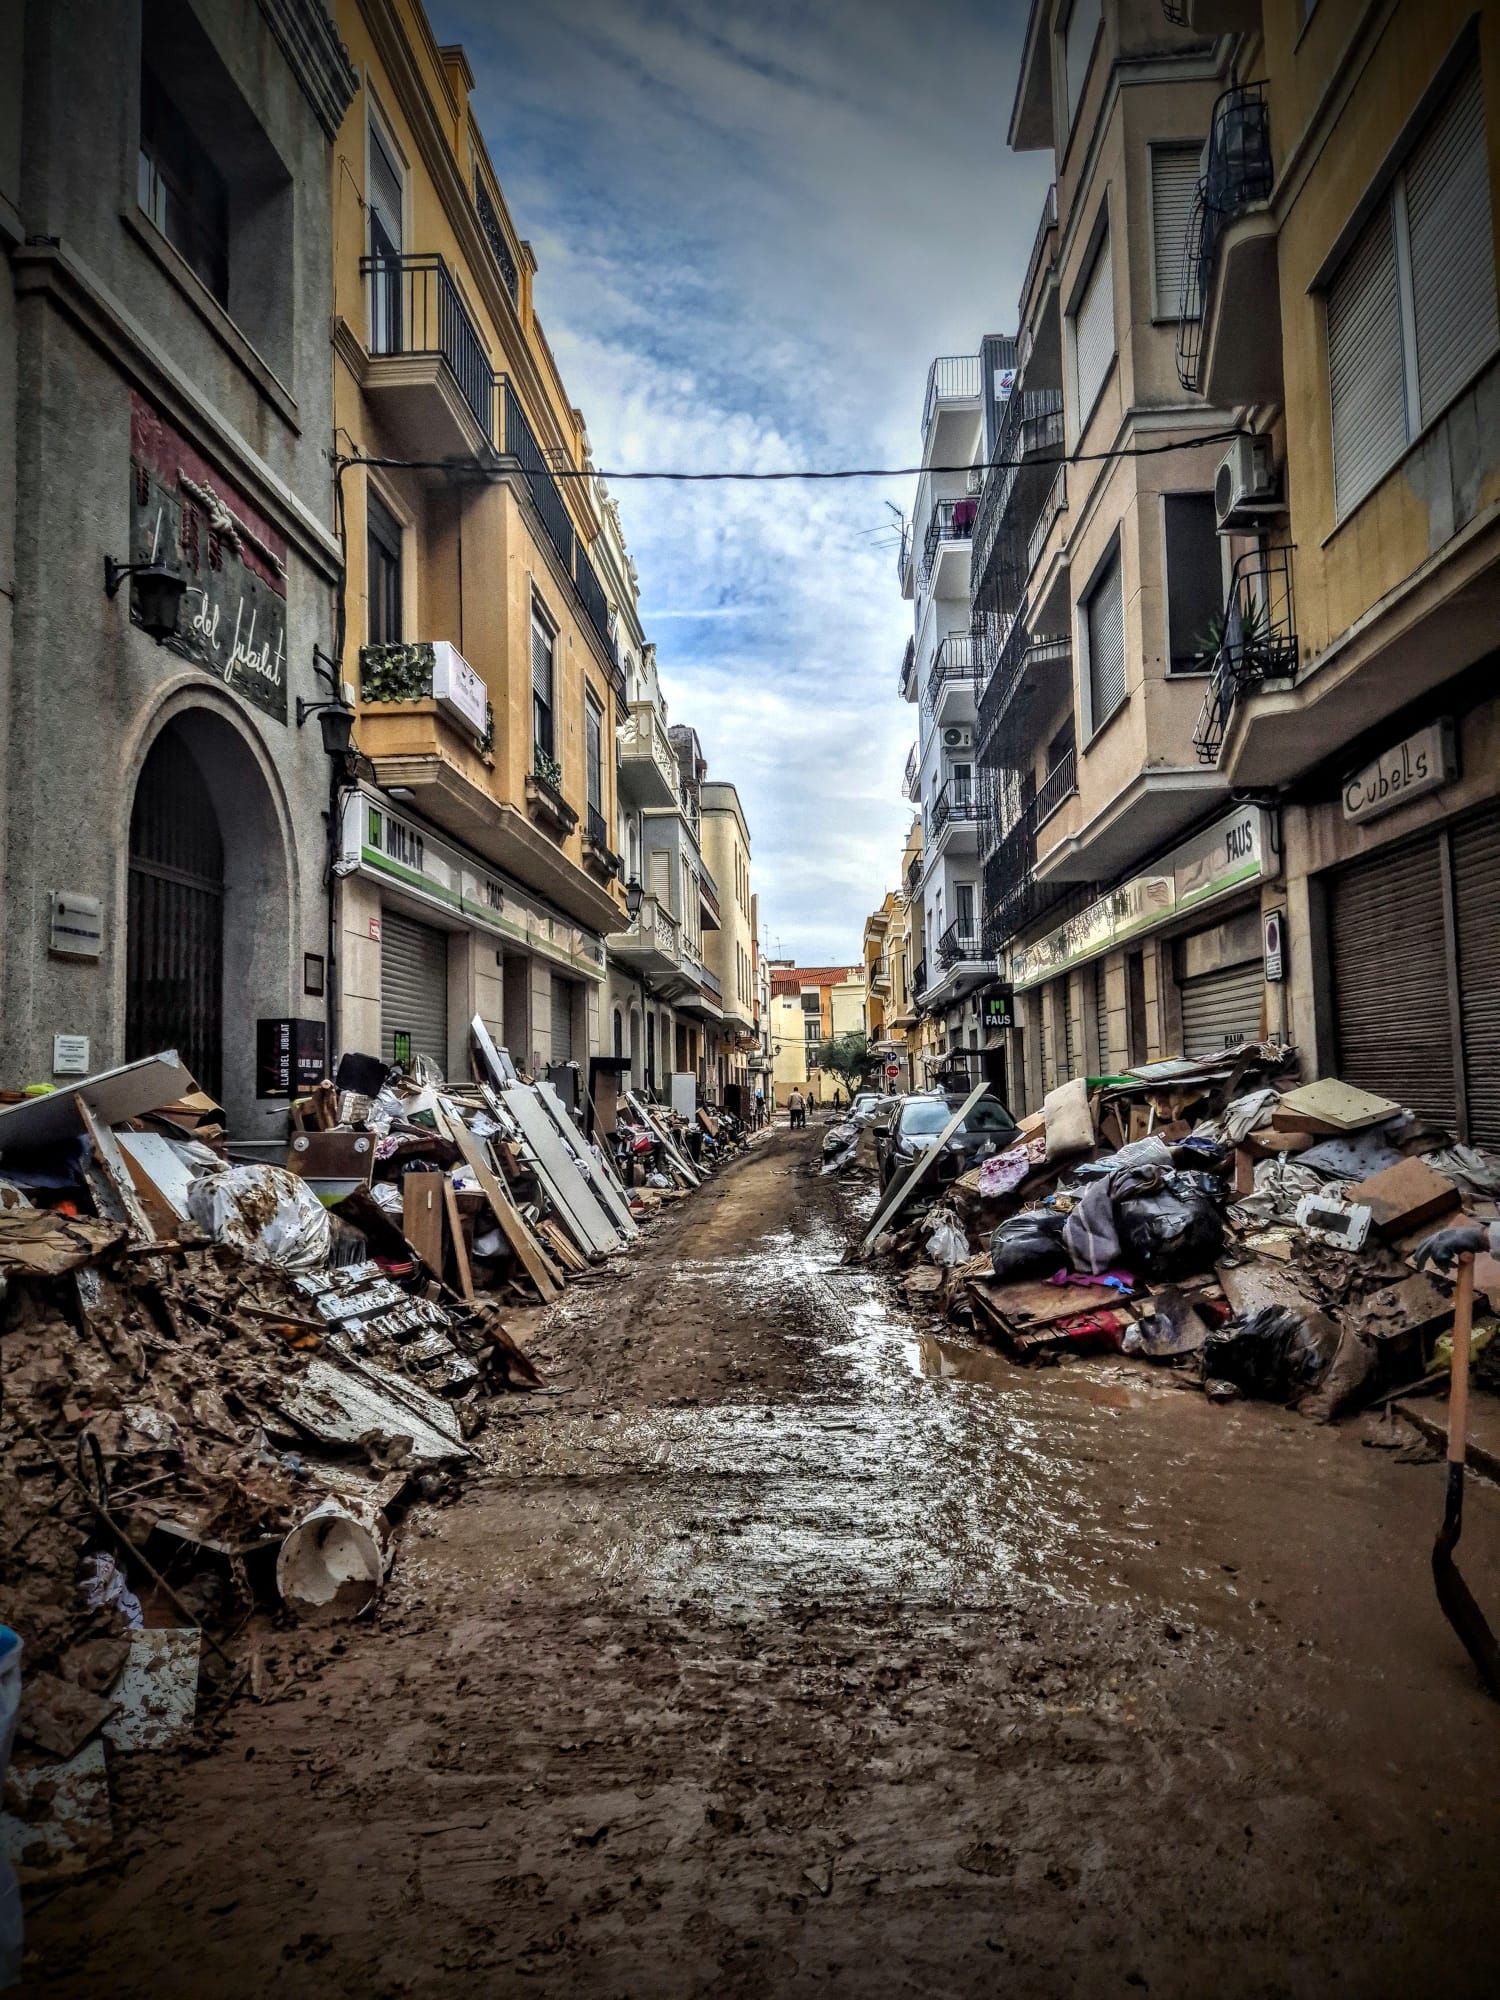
(0, 1024, 745, 1889)
(869, 1046, 1500, 1418)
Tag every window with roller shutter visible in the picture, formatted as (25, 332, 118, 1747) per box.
(1073, 227, 1115, 430)
(1083, 545, 1125, 734)
(1327, 62, 1498, 519)
(1151, 143, 1202, 320)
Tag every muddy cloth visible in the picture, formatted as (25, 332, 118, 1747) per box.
(1063, 1164, 1167, 1274)
(1202, 1305, 1339, 1400)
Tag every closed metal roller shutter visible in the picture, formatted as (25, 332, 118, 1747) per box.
(1453, 806, 1500, 1147)
(1407, 63, 1498, 429)
(380, 910, 448, 1073)
(550, 976, 575, 1063)
(1062, 976, 1078, 1080)
(1094, 960, 1110, 1073)
(1179, 958, 1263, 1059)
(1086, 550, 1125, 728)
(1331, 836, 1453, 1127)
(1152, 143, 1201, 318)
(1328, 201, 1406, 518)
(1074, 229, 1114, 421)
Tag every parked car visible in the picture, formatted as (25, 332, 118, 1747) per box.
(877, 1090, 1018, 1192)
(850, 1090, 900, 1126)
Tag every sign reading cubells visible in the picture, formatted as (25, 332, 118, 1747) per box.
(128, 392, 289, 723)
(1343, 719, 1457, 824)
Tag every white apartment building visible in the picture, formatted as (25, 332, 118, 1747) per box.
(898, 352, 993, 1081)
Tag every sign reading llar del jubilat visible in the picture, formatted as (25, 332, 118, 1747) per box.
(128, 393, 289, 723)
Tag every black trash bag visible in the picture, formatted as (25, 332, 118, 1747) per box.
(1202, 1305, 1336, 1399)
(990, 1209, 1068, 1279)
(1115, 1180, 1225, 1277)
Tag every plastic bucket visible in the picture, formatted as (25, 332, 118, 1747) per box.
(275, 1497, 391, 1622)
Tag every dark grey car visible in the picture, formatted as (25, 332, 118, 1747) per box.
(877, 1091, 1018, 1192)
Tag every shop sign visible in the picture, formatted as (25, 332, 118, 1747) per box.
(1010, 804, 1279, 991)
(1263, 908, 1286, 983)
(430, 640, 489, 738)
(1342, 719, 1456, 824)
(344, 792, 604, 980)
(982, 989, 1016, 1029)
(256, 1017, 327, 1099)
(129, 395, 289, 724)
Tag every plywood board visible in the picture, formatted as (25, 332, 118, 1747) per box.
(502, 1086, 621, 1255)
(1276, 1077, 1401, 1133)
(117, 1130, 198, 1222)
(0, 1051, 195, 1152)
(437, 1103, 563, 1301)
(470, 1015, 518, 1091)
(441, 1175, 475, 1301)
(536, 1081, 639, 1240)
(75, 1097, 157, 1245)
(1349, 1156, 1462, 1235)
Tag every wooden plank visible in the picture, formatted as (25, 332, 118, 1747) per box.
(441, 1175, 475, 1302)
(501, 1086, 621, 1254)
(470, 1014, 519, 1092)
(538, 1217, 589, 1274)
(116, 1130, 197, 1222)
(75, 1097, 157, 1246)
(402, 1172, 445, 1272)
(626, 1091, 701, 1187)
(437, 1103, 563, 1302)
(536, 1081, 639, 1240)
(857, 1080, 989, 1258)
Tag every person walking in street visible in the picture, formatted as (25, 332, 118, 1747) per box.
(787, 1086, 804, 1130)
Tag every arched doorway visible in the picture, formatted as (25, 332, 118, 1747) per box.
(127, 718, 225, 1095)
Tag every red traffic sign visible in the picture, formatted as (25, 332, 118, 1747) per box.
(884, 1061, 901, 1078)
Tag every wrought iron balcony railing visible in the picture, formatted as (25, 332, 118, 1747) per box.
(1176, 83, 1273, 391)
(1020, 184, 1058, 328)
(921, 354, 983, 439)
(975, 623, 1071, 765)
(912, 957, 928, 999)
(906, 853, 922, 894)
(919, 497, 978, 592)
(930, 777, 984, 841)
(937, 920, 984, 970)
(1035, 746, 1077, 826)
(971, 388, 1065, 592)
(898, 635, 916, 696)
(902, 742, 920, 801)
(923, 633, 977, 714)
(1193, 546, 1297, 764)
(981, 802, 1076, 957)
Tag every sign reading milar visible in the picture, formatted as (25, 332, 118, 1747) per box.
(1342, 718, 1456, 824)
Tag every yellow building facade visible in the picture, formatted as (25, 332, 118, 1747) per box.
(329, 0, 625, 1082)
(1183, 0, 1500, 1143)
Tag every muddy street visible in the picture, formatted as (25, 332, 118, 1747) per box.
(31, 1124, 1500, 1998)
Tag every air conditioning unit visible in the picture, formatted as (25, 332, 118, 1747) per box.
(943, 725, 971, 750)
(1214, 434, 1281, 531)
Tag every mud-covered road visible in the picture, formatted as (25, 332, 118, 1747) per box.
(30, 1123, 1500, 1996)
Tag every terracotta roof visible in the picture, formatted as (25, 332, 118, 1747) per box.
(770, 964, 862, 995)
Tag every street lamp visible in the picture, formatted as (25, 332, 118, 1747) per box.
(103, 556, 187, 645)
(625, 876, 644, 921)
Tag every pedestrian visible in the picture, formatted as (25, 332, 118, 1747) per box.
(787, 1086, 804, 1130)
(832, 1086, 842, 1112)
(754, 1084, 765, 1129)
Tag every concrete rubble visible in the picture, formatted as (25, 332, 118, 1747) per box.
(868, 1041, 1500, 1422)
(0, 1030, 752, 1886)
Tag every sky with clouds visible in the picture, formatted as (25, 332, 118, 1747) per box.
(432, 0, 1050, 965)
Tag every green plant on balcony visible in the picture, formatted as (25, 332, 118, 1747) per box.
(533, 746, 564, 793)
(480, 701, 494, 755)
(1192, 596, 1272, 679)
(360, 640, 435, 703)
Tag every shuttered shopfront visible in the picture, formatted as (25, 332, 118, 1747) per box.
(1178, 958, 1265, 1060)
(550, 975, 575, 1064)
(380, 909, 449, 1073)
(1330, 805, 1500, 1145)
(1093, 960, 1110, 1072)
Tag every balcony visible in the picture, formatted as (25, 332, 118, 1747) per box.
(870, 955, 892, 994)
(902, 742, 920, 802)
(981, 803, 1079, 957)
(905, 852, 922, 895)
(1016, 185, 1061, 389)
(923, 633, 978, 726)
(1176, 84, 1279, 403)
(699, 862, 721, 932)
(920, 354, 983, 443)
(1160, 0, 1261, 28)
(971, 388, 1065, 599)
(929, 777, 983, 855)
(919, 497, 978, 598)
(619, 700, 678, 807)
(1194, 546, 1298, 766)
(358, 252, 613, 662)
(912, 957, 928, 1001)
(899, 636, 918, 700)
(525, 752, 580, 839)
(936, 921, 983, 971)
(583, 803, 620, 881)
(1035, 745, 1077, 828)
(976, 622, 1072, 766)
(611, 894, 682, 978)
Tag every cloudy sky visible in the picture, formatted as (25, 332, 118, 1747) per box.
(433, 0, 1049, 965)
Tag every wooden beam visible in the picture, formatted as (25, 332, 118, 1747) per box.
(857, 1080, 989, 1259)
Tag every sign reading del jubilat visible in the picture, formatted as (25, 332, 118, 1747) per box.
(128, 394, 289, 723)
